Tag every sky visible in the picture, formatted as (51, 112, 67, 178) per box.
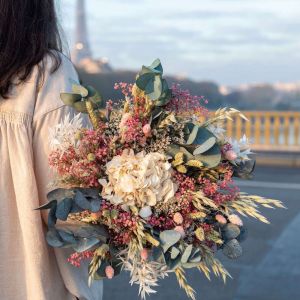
(58, 0, 300, 85)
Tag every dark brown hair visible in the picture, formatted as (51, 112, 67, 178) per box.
(0, 0, 62, 98)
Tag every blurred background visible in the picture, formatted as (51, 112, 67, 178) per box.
(58, 1, 300, 299)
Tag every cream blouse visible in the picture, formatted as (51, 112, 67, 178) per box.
(0, 54, 103, 300)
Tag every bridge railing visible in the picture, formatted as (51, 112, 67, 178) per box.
(224, 111, 300, 152)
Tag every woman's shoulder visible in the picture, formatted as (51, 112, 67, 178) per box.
(0, 51, 79, 120)
(33, 51, 79, 119)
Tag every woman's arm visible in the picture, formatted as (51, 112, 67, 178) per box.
(32, 54, 103, 300)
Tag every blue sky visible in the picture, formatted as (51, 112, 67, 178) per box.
(58, 0, 300, 85)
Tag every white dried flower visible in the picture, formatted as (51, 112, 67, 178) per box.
(228, 134, 252, 163)
(99, 150, 178, 208)
(119, 247, 169, 300)
(49, 113, 83, 151)
(207, 124, 226, 140)
(228, 214, 243, 226)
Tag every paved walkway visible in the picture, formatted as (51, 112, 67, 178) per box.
(235, 211, 300, 300)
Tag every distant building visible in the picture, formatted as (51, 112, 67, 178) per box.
(72, 0, 112, 73)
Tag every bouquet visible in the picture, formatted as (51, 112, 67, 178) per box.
(38, 59, 284, 299)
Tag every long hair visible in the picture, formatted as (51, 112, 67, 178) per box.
(0, 0, 62, 98)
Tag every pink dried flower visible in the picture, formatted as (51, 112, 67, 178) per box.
(105, 266, 115, 279)
(67, 251, 94, 268)
(142, 124, 151, 137)
(228, 214, 243, 226)
(166, 84, 209, 117)
(140, 249, 149, 261)
(215, 214, 227, 224)
(173, 212, 184, 225)
(225, 150, 238, 161)
(174, 226, 185, 238)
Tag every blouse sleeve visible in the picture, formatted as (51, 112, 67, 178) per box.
(32, 56, 103, 300)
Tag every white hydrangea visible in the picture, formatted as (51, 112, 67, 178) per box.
(49, 113, 83, 151)
(99, 150, 178, 208)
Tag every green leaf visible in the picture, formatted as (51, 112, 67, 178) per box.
(56, 198, 73, 221)
(136, 73, 154, 90)
(181, 244, 193, 264)
(47, 188, 75, 202)
(147, 75, 163, 100)
(166, 256, 182, 270)
(186, 125, 199, 145)
(73, 101, 88, 113)
(86, 85, 102, 106)
(35, 200, 57, 211)
(75, 190, 92, 210)
(194, 144, 221, 168)
(72, 84, 89, 97)
(160, 230, 181, 253)
(73, 237, 100, 252)
(60, 93, 82, 106)
(57, 229, 77, 244)
(171, 246, 180, 259)
(182, 261, 202, 269)
(46, 229, 64, 248)
(193, 137, 216, 155)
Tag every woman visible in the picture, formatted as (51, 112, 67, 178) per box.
(0, 1, 102, 299)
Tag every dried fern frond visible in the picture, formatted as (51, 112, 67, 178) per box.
(175, 267, 196, 300)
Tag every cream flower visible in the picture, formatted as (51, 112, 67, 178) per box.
(49, 113, 84, 151)
(99, 150, 177, 208)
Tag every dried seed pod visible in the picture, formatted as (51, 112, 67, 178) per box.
(222, 239, 242, 259)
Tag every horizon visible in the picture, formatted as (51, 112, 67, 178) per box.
(59, 0, 300, 86)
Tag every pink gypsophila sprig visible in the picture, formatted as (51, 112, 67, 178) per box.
(166, 84, 209, 117)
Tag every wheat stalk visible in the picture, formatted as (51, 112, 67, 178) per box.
(175, 267, 196, 300)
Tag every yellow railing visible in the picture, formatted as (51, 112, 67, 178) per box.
(225, 111, 300, 152)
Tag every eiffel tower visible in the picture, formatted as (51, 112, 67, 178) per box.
(72, 0, 92, 64)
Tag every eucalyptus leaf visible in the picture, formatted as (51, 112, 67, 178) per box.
(181, 244, 193, 264)
(90, 199, 101, 213)
(166, 256, 182, 270)
(56, 198, 73, 221)
(73, 101, 88, 113)
(186, 125, 199, 145)
(48, 205, 57, 228)
(170, 247, 180, 259)
(194, 144, 221, 168)
(160, 230, 181, 253)
(47, 188, 75, 202)
(46, 229, 64, 248)
(73, 237, 100, 252)
(182, 261, 202, 269)
(193, 137, 216, 155)
(57, 229, 77, 245)
(60, 93, 82, 106)
(72, 84, 89, 97)
(35, 200, 57, 211)
(75, 190, 92, 210)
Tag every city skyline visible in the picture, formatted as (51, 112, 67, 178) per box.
(59, 0, 300, 85)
